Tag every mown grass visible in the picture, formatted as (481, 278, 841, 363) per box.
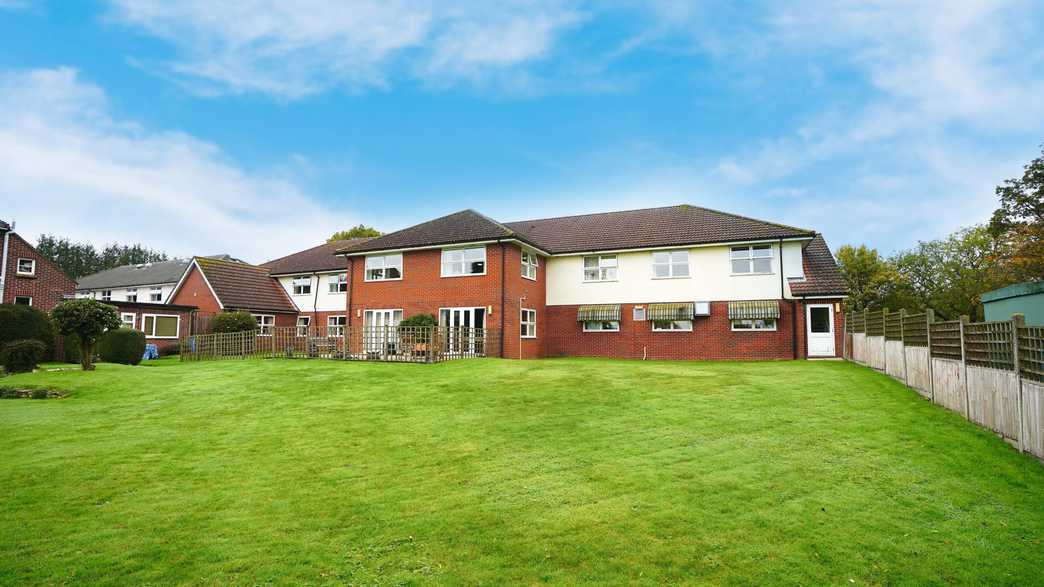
(1, 358, 1042, 585)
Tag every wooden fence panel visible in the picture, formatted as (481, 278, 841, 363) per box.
(965, 365, 1021, 441)
(1019, 325, 1044, 384)
(932, 357, 966, 416)
(963, 321, 1014, 370)
(884, 311, 903, 341)
(902, 311, 930, 347)
(885, 340, 906, 380)
(851, 333, 866, 364)
(865, 309, 886, 337)
(904, 346, 931, 397)
(1022, 380, 1044, 459)
(866, 335, 886, 370)
(930, 321, 962, 360)
(848, 311, 865, 334)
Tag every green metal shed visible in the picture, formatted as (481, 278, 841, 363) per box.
(981, 281, 1044, 325)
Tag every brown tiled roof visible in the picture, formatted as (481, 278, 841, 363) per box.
(340, 210, 536, 254)
(195, 257, 296, 313)
(789, 236, 849, 296)
(506, 205, 815, 254)
(261, 238, 370, 275)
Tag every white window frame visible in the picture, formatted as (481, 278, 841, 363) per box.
(291, 275, 312, 296)
(520, 308, 537, 338)
(652, 319, 693, 332)
(651, 250, 690, 279)
(521, 249, 539, 281)
(328, 315, 347, 336)
(582, 255, 618, 282)
(583, 320, 620, 332)
(101, 290, 112, 301)
(141, 314, 180, 339)
(16, 258, 35, 276)
(125, 288, 138, 302)
(14, 296, 32, 306)
(365, 254, 403, 282)
(149, 287, 163, 302)
(121, 312, 136, 329)
(253, 314, 275, 336)
(441, 246, 487, 277)
(730, 245, 774, 275)
(296, 316, 310, 337)
(328, 272, 348, 293)
(730, 318, 778, 331)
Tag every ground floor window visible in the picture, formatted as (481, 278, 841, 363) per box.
(520, 308, 536, 338)
(14, 296, 32, 306)
(583, 320, 620, 332)
(731, 318, 777, 331)
(296, 316, 310, 336)
(121, 312, 136, 329)
(652, 319, 692, 331)
(253, 314, 275, 335)
(142, 314, 180, 338)
(328, 315, 347, 336)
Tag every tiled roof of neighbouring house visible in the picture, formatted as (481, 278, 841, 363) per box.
(0, 219, 9, 231)
(77, 259, 192, 290)
(194, 256, 296, 313)
(340, 209, 528, 254)
(261, 238, 371, 275)
(788, 235, 849, 296)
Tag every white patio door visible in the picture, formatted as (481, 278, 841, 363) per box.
(364, 309, 402, 352)
(806, 304, 835, 357)
(439, 307, 485, 354)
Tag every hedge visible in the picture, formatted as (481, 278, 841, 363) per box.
(2, 339, 47, 374)
(0, 304, 55, 353)
(98, 328, 146, 366)
(210, 311, 257, 334)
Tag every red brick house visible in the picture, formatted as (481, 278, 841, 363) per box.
(106, 300, 197, 353)
(0, 219, 77, 311)
(168, 256, 298, 332)
(337, 206, 848, 360)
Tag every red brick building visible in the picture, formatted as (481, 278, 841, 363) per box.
(169, 256, 298, 332)
(0, 219, 77, 311)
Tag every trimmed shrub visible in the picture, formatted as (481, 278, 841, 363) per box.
(98, 328, 146, 366)
(0, 304, 55, 354)
(210, 311, 257, 334)
(399, 313, 438, 327)
(52, 299, 122, 371)
(2, 339, 47, 374)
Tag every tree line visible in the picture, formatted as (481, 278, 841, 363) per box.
(35, 236, 171, 280)
(836, 146, 1044, 320)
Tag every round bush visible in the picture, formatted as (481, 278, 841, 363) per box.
(0, 304, 55, 353)
(98, 328, 146, 366)
(399, 313, 437, 327)
(210, 311, 257, 334)
(2, 339, 47, 374)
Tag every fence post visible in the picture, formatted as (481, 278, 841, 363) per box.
(926, 309, 936, 403)
(899, 309, 908, 384)
(1012, 313, 1026, 453)
(842, 310, 848, 360)
(959, 315, 971, 418)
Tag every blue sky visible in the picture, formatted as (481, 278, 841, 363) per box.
(2, 1, 1043, 263)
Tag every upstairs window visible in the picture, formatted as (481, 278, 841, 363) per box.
(520, 308, 537, 338)
(442, 247, 486, 277)
(731, 245, 773, 274)
(521, 250, 538, 280)
(16, 258, 35, 276)
(365, 254, 402, 281)
(292, 276, 311, 295)
(328, 272, 348, 293)
(149, 287, 163, 302)
(101, 290, 112, 301)
(583, 255, 617, 282)
(126, 288, 138, 302)
(652, 250, 690, 278)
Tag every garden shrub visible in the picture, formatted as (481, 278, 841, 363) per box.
(1, 339, 47, 374)
(98, 328, 146, 366)
(399, 314, 438, 327)
(0, 304, 55, 353)
(161, 341, 180, 357)
(63, 334, 82, 364)
(210, 311, 257, 334)
(399, 314, 438, 346)
(51, 299, 122, 371)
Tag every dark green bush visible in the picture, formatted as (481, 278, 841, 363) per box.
(63, 334, 82, 363)
(210, 311, 257, 334)
(161, 341, 181, 357)
(98, 328, 146, 366)
(0, 304, 55, 354)
(2, 339, 47, 374)
(399, 313, 438, 327)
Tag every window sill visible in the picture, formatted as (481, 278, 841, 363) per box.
(364, 277, 403, 283)
(582, 280, 618, 284)
(651, 276, 691, 280)
(582, 330, 620, 333)
(15, 273, 36, 278)
(522, 275, 538, 282)
(441, 272, 487, 278)
(730, 272, 775, 277)
(521, 335, 537, 339)
(652, 329, 693, 333)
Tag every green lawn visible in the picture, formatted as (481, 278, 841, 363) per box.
(1, 358, 1043, 585)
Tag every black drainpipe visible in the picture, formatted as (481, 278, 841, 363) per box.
(499, 241, 506, 358)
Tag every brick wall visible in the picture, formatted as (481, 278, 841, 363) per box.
(545, 299, 842, 360)
(170, 265, 222, 312)
(2, 232, 77, 311)
(115, 304, 194, 353)
(502, 245, 547, 359)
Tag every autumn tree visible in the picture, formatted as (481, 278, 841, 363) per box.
(989, 146, 1044, 281)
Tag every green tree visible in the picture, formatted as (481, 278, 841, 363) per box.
(36, 235, 169, 279)
(834, 244, 907, 311)
(989, 146, 1044, 281)
(51, 299, 122, 371)
(209, 311, 257, 334)
(327, 225, 381, 242)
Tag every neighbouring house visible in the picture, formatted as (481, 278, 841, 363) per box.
(168, 255, 298, 333)
(107, 300, 197, 353)
(0, 219, 77, 311)
(260, 238, 371, 337)
(76, 258, 192, 304)
(337, 205, 848, 360)
(982, 281, 1044, 325)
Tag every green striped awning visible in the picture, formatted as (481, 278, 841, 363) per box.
(728, 300, 780, 320)
(577, 304, 621, 322)
(647, 302, 695, 321)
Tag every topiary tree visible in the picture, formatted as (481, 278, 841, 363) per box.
(1, 339, 47, 374)
(210, 311, 257, 334)
(98, 328, 146, 366)
(0, 304, 56, 354)
(51, 299, 122, 371)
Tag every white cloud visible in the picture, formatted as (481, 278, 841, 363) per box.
(0, 67, 355, 263)
(105, 0, 583, 98)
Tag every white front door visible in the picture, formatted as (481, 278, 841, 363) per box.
(439, 307, 486, 354)
(806, 304, 835, 357)
(364, 309, 402, 352)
